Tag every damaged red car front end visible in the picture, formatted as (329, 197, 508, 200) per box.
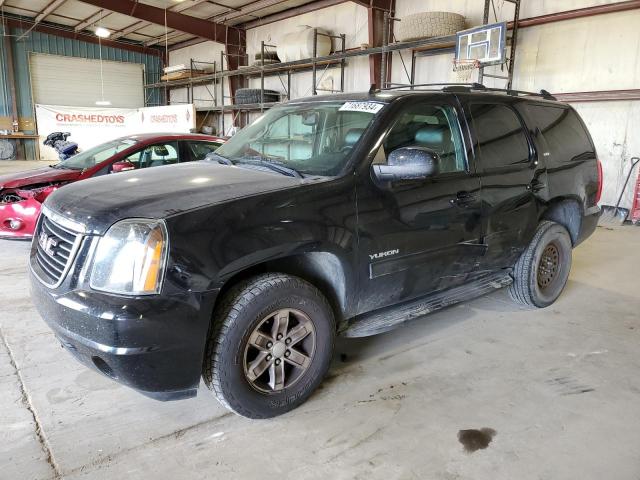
(0, 133, 226, 239)
(0, 185, 60, 238)
(0, 167, 80, 239)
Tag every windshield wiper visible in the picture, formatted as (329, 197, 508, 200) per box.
(234, 156, 304, 178)
(205, 152, 232, 165)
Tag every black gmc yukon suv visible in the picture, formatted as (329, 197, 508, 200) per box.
(30, 87, 601, 418)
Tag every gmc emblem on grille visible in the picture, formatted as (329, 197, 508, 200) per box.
(38, 231, 59, 256)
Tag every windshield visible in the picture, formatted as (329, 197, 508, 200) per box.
(55, 138, 138, 170)
(214, 101, 384, 176)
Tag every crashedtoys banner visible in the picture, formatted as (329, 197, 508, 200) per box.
(35, 104, 196, 160)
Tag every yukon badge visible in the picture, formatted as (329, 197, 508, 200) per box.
(369, 249, 399, 260)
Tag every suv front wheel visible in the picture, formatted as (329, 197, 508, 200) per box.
(203, 273, 335, 418)
(509, 221, 573, 308)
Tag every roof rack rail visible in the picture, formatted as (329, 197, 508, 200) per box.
(446, 84, 557, 101)
(380, 82, 484, 91)
(377, 83, 557, 101)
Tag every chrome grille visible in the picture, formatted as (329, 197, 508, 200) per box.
(34, 214, 81, 286)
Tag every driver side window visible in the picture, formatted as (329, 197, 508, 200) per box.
(381, 104, 467, 174)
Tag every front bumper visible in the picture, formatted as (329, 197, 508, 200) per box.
(29, 268, 219, 401)
(0, 197, 41, 239)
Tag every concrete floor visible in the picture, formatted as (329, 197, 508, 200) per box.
(2, 160, 640, 479)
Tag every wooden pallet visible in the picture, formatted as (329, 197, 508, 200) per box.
(160, 70, 207, 82)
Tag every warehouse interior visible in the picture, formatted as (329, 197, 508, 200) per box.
(1, 1, 639, 478)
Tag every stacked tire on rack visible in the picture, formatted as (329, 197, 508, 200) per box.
(252, 51, 280, 67)
(396, 12, 466, 42)
(235, 88, 281, 105)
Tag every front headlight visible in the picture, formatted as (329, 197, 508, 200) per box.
(90, 219, 168, 295)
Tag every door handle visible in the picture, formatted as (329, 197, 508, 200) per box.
(527, 180, 546, 192)
(450, 191, 475, 207)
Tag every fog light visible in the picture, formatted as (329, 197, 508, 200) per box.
(8, 219, 23, 230)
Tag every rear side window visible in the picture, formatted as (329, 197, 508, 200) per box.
(520, 104, 594, 162)
(469, 103, 531, 170)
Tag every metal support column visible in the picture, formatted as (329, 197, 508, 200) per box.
(507, 0, 521, 90)
(312, 28, 318, 95)
(340, 33, 346, 92)
(477, 0, 491, 85)
(380, 11, 389, 89)
(220, 50, 225, 136)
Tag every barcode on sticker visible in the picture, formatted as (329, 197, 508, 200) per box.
(339, 101, 385, 114)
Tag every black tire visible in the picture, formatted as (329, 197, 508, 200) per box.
(509, 221, 573, 308)
(203, 273, 335, 419)
(235, 88, 280, 105)
(254, 51, 280, 61)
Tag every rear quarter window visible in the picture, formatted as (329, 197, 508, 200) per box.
(469, 103, 531, 171)
(520, 104, 595, 163)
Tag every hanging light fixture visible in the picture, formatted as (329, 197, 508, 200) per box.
(95, 12, 111, 106)
(95, 27, 111, 38)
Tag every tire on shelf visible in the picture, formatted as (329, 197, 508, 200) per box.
(235, 88, 281, 105)
(396, 12, 466, 42)
(254, 51, 280, 61)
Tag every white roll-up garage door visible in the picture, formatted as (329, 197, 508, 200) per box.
(29, 53, 144, 108)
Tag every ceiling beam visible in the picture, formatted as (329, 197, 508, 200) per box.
(242, 0, 351, 29)
(212, 0, 290, 23)
(74, 9, 110, 32)
(35, 0, 68, 24)
(111, 20, 149, 40)
(77, 0, 244, 46)
(3, 16, 163, 57)
(0, 0, 7, 7)
(145, 31, 187, 46)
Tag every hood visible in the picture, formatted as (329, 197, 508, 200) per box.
(0, 166, 80, 189)
(45, 161, 305, 234)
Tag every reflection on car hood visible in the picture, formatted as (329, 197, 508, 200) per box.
(0, 167, 80, 189)
(45, 161, 305, 234)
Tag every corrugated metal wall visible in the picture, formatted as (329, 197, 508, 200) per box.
(0, 24, 11, 117)
(0, 26, 163, 158)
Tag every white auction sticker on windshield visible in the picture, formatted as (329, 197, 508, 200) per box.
(339, 101, 385, 114)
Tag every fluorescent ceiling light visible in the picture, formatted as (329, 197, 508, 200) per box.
(96, 100, 112, 106)
(95, 27, 111, 38)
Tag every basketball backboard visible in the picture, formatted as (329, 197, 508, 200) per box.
(455, 22, 507, 67)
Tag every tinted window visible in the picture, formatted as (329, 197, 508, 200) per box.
(470, 104, 530, 170)
(383, 104, 466, 174)
(187, 141, 222, 161)
(125, 142, 179, 169)
(520, 104, 594, 162)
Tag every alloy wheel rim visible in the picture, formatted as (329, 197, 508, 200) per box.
(243, 308, 316, 394)
(537, 242, 560, 290)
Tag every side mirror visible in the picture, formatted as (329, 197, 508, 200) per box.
(111, 161, 135, 173)
(372, 147, 439, 182)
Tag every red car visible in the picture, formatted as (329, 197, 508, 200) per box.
(0, 133, 225, 239)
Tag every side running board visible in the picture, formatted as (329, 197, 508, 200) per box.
(341, 271, 513, 338)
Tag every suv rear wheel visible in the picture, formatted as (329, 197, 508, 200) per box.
(509, 221, 572, 308)
(203, 273, 335, 418)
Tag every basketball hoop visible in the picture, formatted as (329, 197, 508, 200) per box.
(452, 59, 480, 83)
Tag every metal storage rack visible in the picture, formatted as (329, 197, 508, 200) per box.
(144, 0, 521, 132)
